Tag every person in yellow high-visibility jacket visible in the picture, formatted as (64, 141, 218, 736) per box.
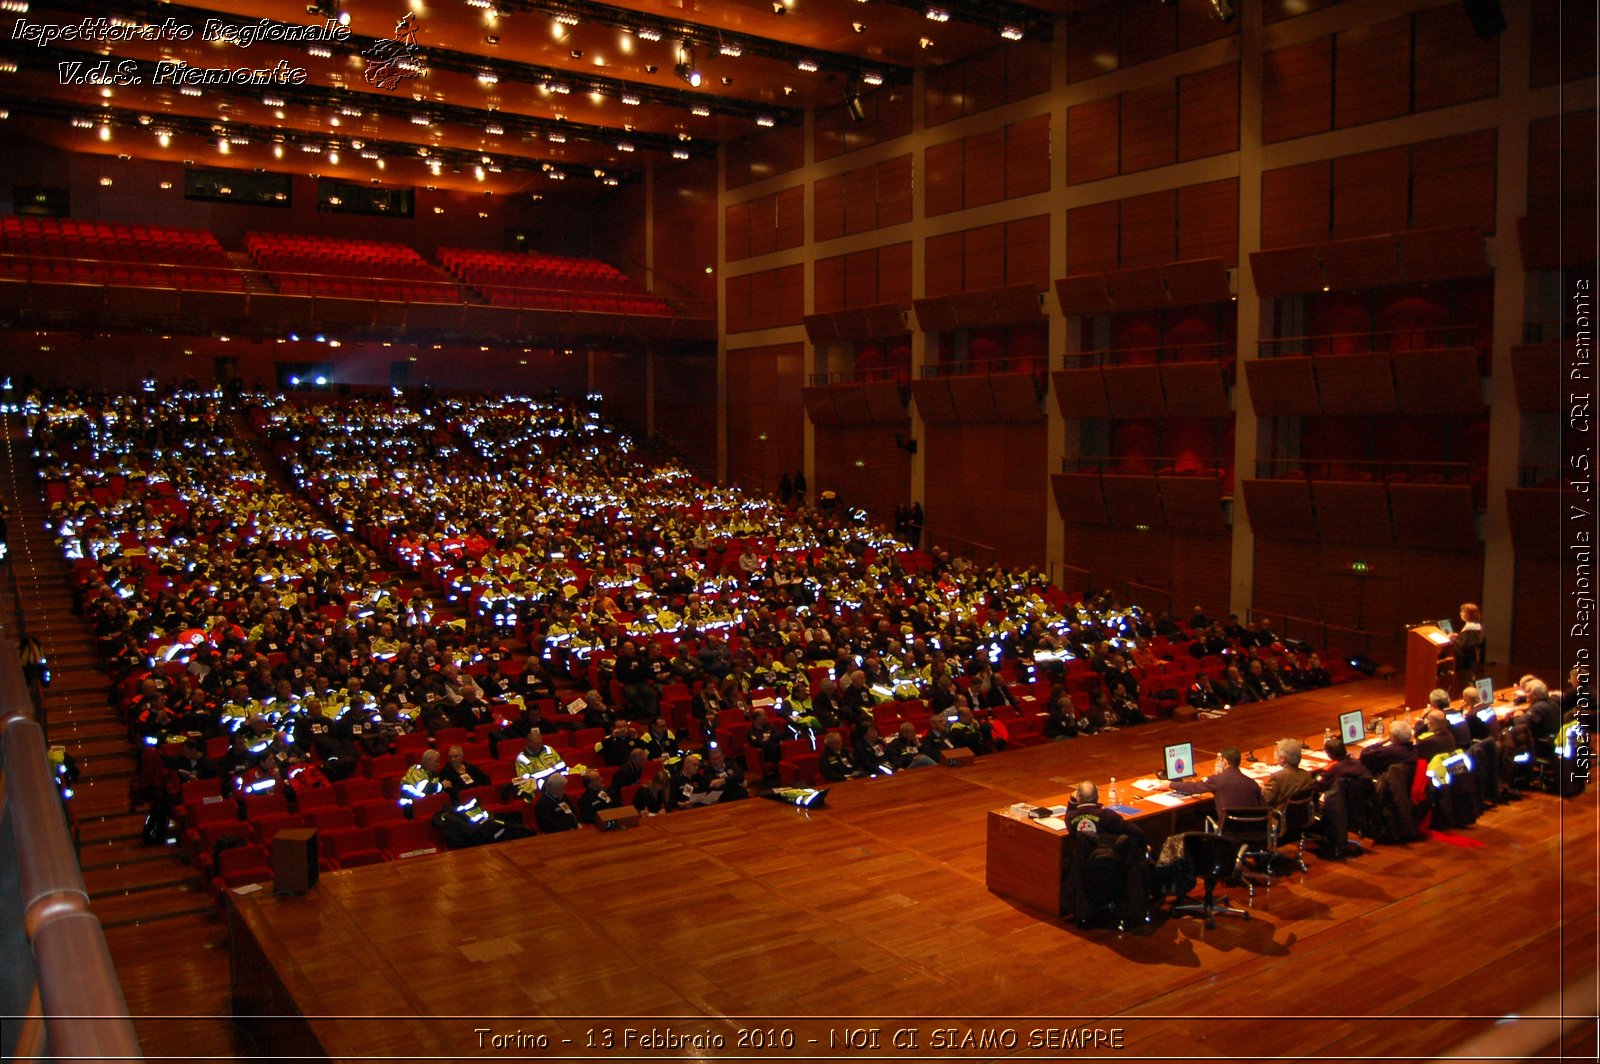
(512, 728, 567, 799)
(399, 749, 448, 805)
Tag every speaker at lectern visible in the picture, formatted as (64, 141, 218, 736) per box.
(1405, 623, 1454, 711)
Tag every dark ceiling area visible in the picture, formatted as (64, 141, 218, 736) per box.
(0, 0, 1081, 195)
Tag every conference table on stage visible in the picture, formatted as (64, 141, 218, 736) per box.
(985, 687, 1524, 917)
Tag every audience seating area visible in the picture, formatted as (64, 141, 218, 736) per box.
(245, 232, 462, 302)
(439, 247, 672, 315)
(0, 215, 242, 290)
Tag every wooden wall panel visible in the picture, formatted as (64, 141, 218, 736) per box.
(1120, 190, 1178, 268)
(1119, 0, 1177, 67)
(813, 426, 911, 525)
(1413, 3, 1500, 111)
(726, 342, 805, 496)
(1177, 179, 1240, 268)
(1066, 202, 1120, 274)
(813, 173, 846, 243)
(1411, 130, 1498, 235)
(1006, 115, 1052, 200)
(964, 128, 1009, 210)
(925, 423, 1048, 568)
(1263, 38, 1333, 143)
(843, 166, 877, 237)
(775, 186, 805, 251)
(725, 125, 804, 191)
(813, 256, 846, 316)
(878, 155, 915, 228)
(725, 273, 752, 334)
(1261, 161, 1331, 249)
(652, 157, 718, 301)
(1175, 0, 1239, 49)
(1311, 481, 1394, 546)
(1067, 98, 1121, 185)
(1316, 353, 1397, 414)
(725, 201, 752, 262)
(924, 232, 965, 299)
(842, 249, 876, 309)
(652, 353, 718, 474)
(1053, 473, 1110, 526)
(1531, 0, 1598, 87)
(1245, 358, 1322, 416)
(1005, 215, 1052, 290)
(1511, 554, 1560, 679)
(1334, 17, 1412, 129)
(772, 264, 805, 329)
(1169, 532, 1234, 623)
(1120, 82, 1178, 175)
(1332, 148, 1410, 240)
(748, 194, 776, 258)
(879, 243, 913, 306)
(1527, 110, 1597, 217)
(925, 140, 966, 218)
(1178, 63, 1240, 162)
(1065, 5, 1121, 84)
(964, 223, 1007, 291)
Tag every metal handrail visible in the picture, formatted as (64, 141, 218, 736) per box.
(806, 370, 912, 386)
(920, 356, 1048, 379)
(1061, 456, 1230, 478)
(1246, 608, 1386, 659)
(1, 638, 143, 1061)
(1252, 458, 1476, 483)
(1062, 340, 1234, 369)
(1257, 325, 1483, 358)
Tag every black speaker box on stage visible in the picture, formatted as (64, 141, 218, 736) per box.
(271, 827, 319, 895)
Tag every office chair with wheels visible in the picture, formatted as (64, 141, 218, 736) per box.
(1276, 795, 1314, 873)
(1208, 805, 1278, 898)
(1171, 831, 1251, 928)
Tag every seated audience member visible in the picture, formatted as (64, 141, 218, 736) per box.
(1518, 678, 1561, 741)
(1300, 653, 1333, 688)
(919, 714, 961, 762)
(1360, 720, 1418, 776)
(440, 744, 491, 792)
(949, 705, 995, 754)
(1314, 737, 1372, 792)
(1244, 658, 1285, 701)
(1415, 701, 1461, 762)
(433, 796, 530, 847)
(399, 749, 447, 805)
(633, 769, 672, 816)
(887, 722, 937, 770)
(595, 720, 643, 767)
(1166, 746, 1262, 815)
(819, 731, 865, 781)
(852, 724, 894, 774)
(1064, 781, 1152, 933)
(640, 716, 681, 760)
(513, 728, 568, 798)
(1213, 666, 1254, 707)
(1044, 690, 1089, 739)
(609, 747, 651, 797)
(533, 773, 580, 833)
(702, 746, 749, 801)
(1459, 686, 1498, 741)
(577, 768, 619, 825)
(1259, 738, 1315, 810)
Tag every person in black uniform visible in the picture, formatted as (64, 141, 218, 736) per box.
(702, 746, 748, 801)
(853, 723, 894, 774)
(440, 744, 491, 792)
(533, 773, 579, 833)
(595, 720, 644, 767)
(919, 715, 960, 762)
(887, 721, 937, 769)
(819, 731, 865, 781)
(576, 768, 619, 825)
(1064, 780, 1152, 932)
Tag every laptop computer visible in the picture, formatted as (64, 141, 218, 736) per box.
(1340, 709, 1365, 744)
(1163, 741, 1196, 782)
(1437, 618, 1454, 635)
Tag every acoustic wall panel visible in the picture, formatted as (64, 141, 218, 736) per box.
(1242, 479, 1318, 541)
(1319, 234, 1401, 291)
(1249, 246, 1324, 297)
(1052, 473, 1110, 526)
(1396, 226, 1490, 281)
(1160, 361, 1232, 417)
(909, 378, 960, 424)
(1391, 483, 1479, 551)
(1505, 488, 1560, 559)
(1510, 343, 1560, 412)
(1104, 265, 1168, 309)
(801, 386, 844, 426)
(1158, 474, 1228, 532)
(1100, 475, 1165, 529)
(1392, 348, 1485, 413)
(1053, 368, 1112, 419)
(988, 373, 1046, 422)
(1245, 357, 1322, 416)
(1314, 353, 1397, 414)
(1056, 274, 1113, 316)
(1101, 365, 1167, 418)
(1162, 258, 1231, 307)
(1310, 480, 1394, 546)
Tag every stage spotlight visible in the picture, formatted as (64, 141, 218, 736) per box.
(1208, 0, 1235, 21)
(674, 43, 701, 87)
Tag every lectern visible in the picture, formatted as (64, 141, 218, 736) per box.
(1405, 624, 1454, 709)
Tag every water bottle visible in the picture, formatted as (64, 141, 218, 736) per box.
(1376, 717, 1386, 738)
(1108, 776, 1118, 804)
(1323, 726, 1333, 748)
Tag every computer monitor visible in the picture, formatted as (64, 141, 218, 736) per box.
(1164, 742, 1196, 782)
(1475, 677, 1495, 706)
(1437, 618, 1454, 635)
(1340, 709, 1365, 744)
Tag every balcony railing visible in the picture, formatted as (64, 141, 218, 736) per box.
(920, 355, 1048, 379)
(1061, 456, 1232, 480)
(1062, 340, 1234, 369)
(806, 370, 912, 387)
(1252, 458, 1477, 483)
(1257, 325, 1483, 359)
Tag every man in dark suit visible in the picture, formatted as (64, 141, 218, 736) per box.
(576, 768, 619, 825)
(1360, 721, 1419, 776)
(1519, 678, 1561, 741)
(1314, 737, 1372, 792)
(533, 773, 579, 834)
(1168, 746, 1262, 815)
(439, 744, 491, 792)
(1415, 705, 1460, 762)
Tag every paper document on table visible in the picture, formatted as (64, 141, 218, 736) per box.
(1145, 792, 1187, 808)
(1036, 816, 1069, 831)
(1132, 777, 1165, 793)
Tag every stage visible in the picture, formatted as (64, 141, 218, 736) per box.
(227, 679, 1598, 1061)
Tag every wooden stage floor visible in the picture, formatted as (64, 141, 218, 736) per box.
(226, 679, 1598, 1062)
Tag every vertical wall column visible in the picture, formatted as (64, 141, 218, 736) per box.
(802, 108, 818, 498)
(1228, 0, 1267, 616)
(1482, 2, 1534, 668)
(1044, 25, 1071, 579)
(643, 165, 656, 438)
(907, 67, 928, 513)
(716, 146, 729, 482)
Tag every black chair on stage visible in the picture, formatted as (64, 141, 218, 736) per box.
(1171, 832, 1250, 929)
(1066, 832, 1152, 932)
(1207, 805, 1276, 898)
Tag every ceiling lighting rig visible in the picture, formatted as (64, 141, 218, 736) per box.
(3, 97, 630, 184)
(876, 0, 1052, 41)
(499, 0, 908, 87)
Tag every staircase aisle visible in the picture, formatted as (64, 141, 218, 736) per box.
(1, 414, 244, 1060)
